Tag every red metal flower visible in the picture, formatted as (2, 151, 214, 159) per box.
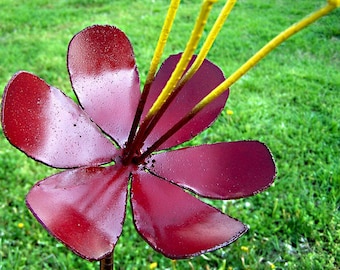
(1, 25, 276, 261)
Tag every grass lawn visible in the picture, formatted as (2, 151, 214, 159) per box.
(0, 0, 339, 269)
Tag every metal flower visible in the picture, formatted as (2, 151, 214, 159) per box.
(3, 0, 336, 266)
(1, 25, 275, 261)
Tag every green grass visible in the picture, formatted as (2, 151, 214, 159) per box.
(0, 0, 339, 269)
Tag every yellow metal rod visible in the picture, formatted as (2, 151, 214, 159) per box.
(139, 1, 339, 159)
(191, 1, 339, 115)
(144, 0, 217, 120)
(144, 0, 181, 87)
(180, 0, 237, 86)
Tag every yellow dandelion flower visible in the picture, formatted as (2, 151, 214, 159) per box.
(268, 262, 276, 269)
(226, 109, 233, 115)
(149, 262, 157, 269)
(17, 222, 24, 229)
(241, 246, 249, 252)
(227, 267, 233, 270)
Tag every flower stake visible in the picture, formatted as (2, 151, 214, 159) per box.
(1, 0, 338, 269)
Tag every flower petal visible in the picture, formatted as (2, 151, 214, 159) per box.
(1, 71, 117, 168)
(147, 141, 276, 199)
(68, 25, 141, 146)
(142, 53, 229, 150)
(26, 166, 129, 261)
(131, 171, 247, 259)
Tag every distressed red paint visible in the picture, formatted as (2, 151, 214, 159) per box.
(1, 25, 276, 261)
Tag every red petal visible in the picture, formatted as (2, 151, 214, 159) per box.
(68, 25, 141, 146)
(26, 166, 130, 260)
(148, 141, 276, 199)
(142, 54, 229, 150)
(1, 72, 117, 168)
(131, 171, 247, 259)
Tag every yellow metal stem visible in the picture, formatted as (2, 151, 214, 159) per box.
(124, 0, 180, 160)
(144, 0, 217, 121)
(133, 0, 235, 148)
(144, 0, 181, 87)
(191, 1, 339, 115)
(138, 1, 339, 160)
(180, 0, 237, 86)
(328, 0, 340, 8)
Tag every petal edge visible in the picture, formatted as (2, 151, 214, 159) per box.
(148, 141, 276, 199)
(68, 25, 141, 146)
(26, 166, 129, 260)
(141, 54, 229, 150)
(131, 171, 247, 259)
(1, 71, 118, 168)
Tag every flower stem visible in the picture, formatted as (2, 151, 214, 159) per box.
(179, 0, 237, 86)
(100, 253, 114, 270)
(191, 1, 339, 111)
(134, 0, 236, 148)
(137, 1, 338, 162)
(128, 0, 216, 159)
(144, 0, 181, 87)
(144, 0, 217, 121)
(328, 0, 340, 8)
(124, 0, 180, 161)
